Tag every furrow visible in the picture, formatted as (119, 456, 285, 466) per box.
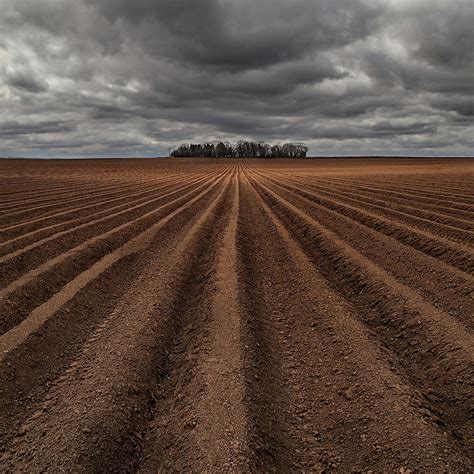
(0, 176, 185, 228)
(270, 172, 474, 232)
(237, 171, 323, 470)
(185, 167, 251, 469)
(139, 166, 253, 471)
(247, 170, 474, 453)
(0, 177, 188, 252)
(0, 180, 156, 221)
(322, 174, 474, 200)
(237, 165, 471, 471)
(0, 167, 228, 454)
(363, 182, 474, 204)
(0, 170, 217, 273)
(0, 172, 227, 335)
(1, 167, 233, 472)
(0, 180, 107, 205)
(0, 179, 149, 213)
(269, 173, 474, 244)
(1, 158, 472, 472)
(252, 172, 474, 330)
(0, 171, 215, 240)
(0, 182, 103, 208)
(0, 171, 185, 211)
(316, 176, 474, 214)
(257, 172, 474, 274)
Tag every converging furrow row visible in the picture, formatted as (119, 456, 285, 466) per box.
(1, 158, 473, 472)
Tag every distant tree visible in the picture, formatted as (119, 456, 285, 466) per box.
(170, 140, 308, 158)
(215, 142, 227, 157)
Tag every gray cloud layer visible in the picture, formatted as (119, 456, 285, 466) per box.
(0, 0, 473, 157)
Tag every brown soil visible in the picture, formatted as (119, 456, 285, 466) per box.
(0, 157, 473, 472)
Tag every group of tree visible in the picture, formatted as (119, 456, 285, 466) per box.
(170, 141, 308, 158)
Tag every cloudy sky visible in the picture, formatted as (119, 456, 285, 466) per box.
(0, 0, 473, 157)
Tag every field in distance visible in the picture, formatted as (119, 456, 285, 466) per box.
(1, 157, 473, 472)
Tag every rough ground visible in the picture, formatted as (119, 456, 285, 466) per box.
(0, 157, 473, 472)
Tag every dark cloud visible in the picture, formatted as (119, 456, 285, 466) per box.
(0, 120, 75, 137)
(0, 0, 472, 157)
(430, 96, 474, 117)
(6, 71, 48, 93)
(90, 0, 382, 70)
(392, 0, 474, 69)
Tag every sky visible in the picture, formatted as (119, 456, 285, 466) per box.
(0, 0, 473, 158)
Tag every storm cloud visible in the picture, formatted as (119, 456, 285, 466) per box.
(0, 0, 472, 157)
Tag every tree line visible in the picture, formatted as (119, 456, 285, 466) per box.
(170, 141, 308, 158)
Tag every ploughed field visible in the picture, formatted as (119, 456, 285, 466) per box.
(0, 157, 473, 472)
